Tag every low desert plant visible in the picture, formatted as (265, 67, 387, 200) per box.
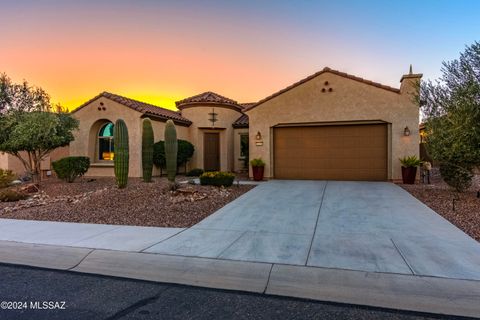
(250, 158, 266, 167)
(439, 162, 473, 193)
(199, 171, 235, 187)
(399, 155, 422, 168)
(52, 156, 90, 183)
(0, 189, 27, 202)
(186, 168, 204, 177)
(0, 168, 16, 188)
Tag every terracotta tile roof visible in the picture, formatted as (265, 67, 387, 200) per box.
(176, 91, 242, 110)
(232, 114, 249, 128)
(244, 67, 401, 112)
(73, 92, 192, 126)
(239, 102, 256, 109)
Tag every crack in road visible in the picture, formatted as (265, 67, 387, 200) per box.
(105, 286, 173, 320)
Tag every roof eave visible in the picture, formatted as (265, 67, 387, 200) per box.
(141, 113, 192, 127)
(177, 101, 243, 111)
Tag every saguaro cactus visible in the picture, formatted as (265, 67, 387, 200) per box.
(113, 119, 129, 188)
(164, 120, 178, 183)
(142, 118, 154, 182)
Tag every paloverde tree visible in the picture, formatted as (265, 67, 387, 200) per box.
(0, 73, 79, 182)
(420, 41, 480, 194)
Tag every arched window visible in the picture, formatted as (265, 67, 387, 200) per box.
(98, 122, 114, 160)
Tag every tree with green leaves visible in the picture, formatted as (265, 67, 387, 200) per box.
(420, 41, 480, 194)
(0, 73, 79, 182)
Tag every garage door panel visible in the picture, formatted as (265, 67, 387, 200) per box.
(274, 124, 387, 181)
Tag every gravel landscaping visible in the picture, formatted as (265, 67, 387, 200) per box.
(399, 168, 480, 242)
(0, 177, 254, 227)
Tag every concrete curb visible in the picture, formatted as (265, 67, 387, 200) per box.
(266, 264, 480, 318)
(71, 249, 272, 293)
(0, 241, 92, 270)
(1, 240, 479, 318)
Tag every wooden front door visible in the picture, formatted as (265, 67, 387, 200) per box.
(204, 132, 220, 171)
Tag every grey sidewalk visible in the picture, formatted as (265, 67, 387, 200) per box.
(0, 219, 183, 252)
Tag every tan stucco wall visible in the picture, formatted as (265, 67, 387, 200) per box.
(233, 128, 249, 172)
(245, 72, 420, 181)
(181, 106, 243, 172)
(71, 97, 190, 177)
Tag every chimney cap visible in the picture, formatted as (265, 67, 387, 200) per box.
(401, 65, 422, 82)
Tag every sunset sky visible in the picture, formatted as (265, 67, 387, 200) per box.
(1, 0, 479, 111)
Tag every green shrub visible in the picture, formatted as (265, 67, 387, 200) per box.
(200, 171, 235, 187)
(178, 140, 195, 166)
(52, 157, 90, 183)
(250, 158, 265, 167)
(186, 168, 204, 177)
(153, 139, 194, 169)
(439, 163, 473, 193)
(153, 141, 165, 168)
(0, 169, 16, 188)
(0, 189, 27, 202)
(399, 155, 422, 168)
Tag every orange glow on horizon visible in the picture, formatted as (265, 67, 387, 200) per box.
(4, 0, 458, 113)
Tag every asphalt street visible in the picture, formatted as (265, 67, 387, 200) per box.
(0, 263, 472, 320)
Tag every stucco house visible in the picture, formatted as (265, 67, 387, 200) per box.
(1, 67, 421, 181)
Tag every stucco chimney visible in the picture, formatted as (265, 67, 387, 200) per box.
(400, 64, 422, 96)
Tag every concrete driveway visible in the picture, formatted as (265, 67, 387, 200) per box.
(146, 180, 480, 281)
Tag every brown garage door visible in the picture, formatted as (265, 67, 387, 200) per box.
(273, 124, 387, 181)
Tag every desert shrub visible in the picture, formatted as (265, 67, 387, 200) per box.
(178, 140, 195, 166)
(199, 171, 235, 187)
(0, 189, 27, 202)
(186, 168, 204, 177)
(420, 41, 480, 192)
(439, 163, 473, 193)
(52, 156, 90, 183)
(0, 168, 16, 188)
(153, 139, 194, 169)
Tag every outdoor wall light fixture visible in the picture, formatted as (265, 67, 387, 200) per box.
(255, 131, 262, 140)
(404, 126, 411, 136)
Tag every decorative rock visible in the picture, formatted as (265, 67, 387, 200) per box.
(19, 184, 39, 193)
(0, 187, 110, 215)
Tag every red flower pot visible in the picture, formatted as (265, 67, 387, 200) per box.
(401, 166, 417, 184)
(252, 166, 264, 181)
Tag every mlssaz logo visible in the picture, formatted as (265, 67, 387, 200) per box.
(30, 301, 66, 310)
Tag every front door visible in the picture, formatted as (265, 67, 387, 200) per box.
(204, 132, 220, 171)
